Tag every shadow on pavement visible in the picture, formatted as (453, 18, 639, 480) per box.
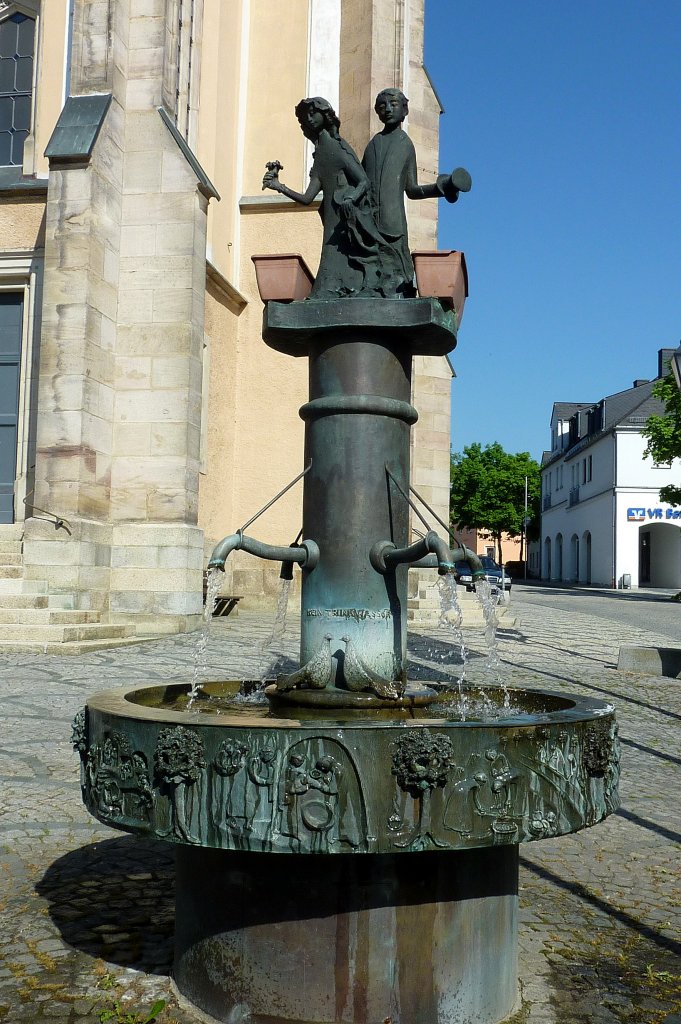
(516, 583, 678, 604)
(519, 855, 681, 957)
(616, 806, 681, 844)
(620, 736, 681, 768)
(36, 836, 176, 975)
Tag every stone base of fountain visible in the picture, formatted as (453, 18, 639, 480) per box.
(174, 845, 519, 1024)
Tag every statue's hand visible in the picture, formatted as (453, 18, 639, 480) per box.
(262, 173, 283, 193)
(436, 168, 472, 203)
(340, 194, 357, 217)
(263, 160, 284, 192)
(338, 184, 366, 216)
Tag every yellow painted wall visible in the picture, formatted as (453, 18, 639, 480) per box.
(196, 0, 319, 599)
(231, 205, 319, 530)
(198, 202, 321, 597)
(198, 280, 241, 544)
(32, 0, 68, 176)
(242, 0, 310, 200)
(0, 199, 45, 250)
(198, 0, 242, 278)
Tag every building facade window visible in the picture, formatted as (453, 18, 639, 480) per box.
(0, 292, 23, 521)
(0, 253, 43, 522)
(174, 0, 202, 145)
(0, 11, 35, 166)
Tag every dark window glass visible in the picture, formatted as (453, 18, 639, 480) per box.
(10, 127, 26, 162)
(0, 13, 36, 166)
(0, 59, 13, 92)
(14, 55, 32, 91)
(13, 92, 29, 126)
(16, 14, 34, 56)
(0, 23, 15, 58)
(0, 290, 22, 357)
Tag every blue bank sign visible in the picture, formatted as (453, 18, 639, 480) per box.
(627, 506, 681, 522)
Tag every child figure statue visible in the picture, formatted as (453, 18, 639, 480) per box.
(262, 97, 403, 299)
(362, 88, 472, 296)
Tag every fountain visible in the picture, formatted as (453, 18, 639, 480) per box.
(73, 91, 619, 1024)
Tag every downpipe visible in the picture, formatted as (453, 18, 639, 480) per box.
(208, 532, 320, 574)
(369, 530, 485, 578)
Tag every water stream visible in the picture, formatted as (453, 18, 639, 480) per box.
(436, 574, 469, 718)
(475, 579, 510, 707)
(187, 569, 513, 719)
(257, 577, 292, 682)
(188, 567, 223, 702)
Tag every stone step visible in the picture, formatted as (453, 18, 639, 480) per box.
(408, 608, 517, 628)
(0, 564, 22, 578)
(0, 578, 47, 594)
(0, 608, 101, 625)
(0, 594, 49, 608)
(0, 551, 22, 565)
(0, 523, 24, 540)
(0, 635, 151, 655)
(46, 594, 77, 610)
(0, 622, 135, 642)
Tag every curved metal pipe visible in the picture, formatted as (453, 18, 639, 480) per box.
(207, 532, 320, 573)
(370, 531, 485, 578)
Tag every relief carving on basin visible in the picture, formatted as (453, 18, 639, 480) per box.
(74, 683, 620, 855)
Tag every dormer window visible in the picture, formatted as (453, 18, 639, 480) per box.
(0, 11, 36, 166)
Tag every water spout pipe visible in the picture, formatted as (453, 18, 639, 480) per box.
(370, 531, 485, 578)
(280, 531, 304, 580)
(207, 532, 320, 573)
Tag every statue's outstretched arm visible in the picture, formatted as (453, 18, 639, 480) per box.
(404, 148, 471, 203)
(405, 180, 442, 200)
(263, 163, 322, 206)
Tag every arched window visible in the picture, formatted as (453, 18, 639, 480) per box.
(0, 10, 36, 166)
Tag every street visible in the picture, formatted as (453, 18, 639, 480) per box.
(513, 582, 681, 644)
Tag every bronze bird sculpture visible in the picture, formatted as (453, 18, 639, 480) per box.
(276, 633, 333, 691)
(340, 635, 401, 700)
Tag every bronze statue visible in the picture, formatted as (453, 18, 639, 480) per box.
(262, 92, 471, 299)
(263, 97, 401, 298)
(362, 88, 472, 295)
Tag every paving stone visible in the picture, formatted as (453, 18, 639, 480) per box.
(0, 591, 679, 1023)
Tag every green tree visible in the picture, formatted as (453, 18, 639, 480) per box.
(450, 442, 541, 563)
(642, 371, 681, 505)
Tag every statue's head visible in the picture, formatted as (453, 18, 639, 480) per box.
(295, 96, 341, 141)
(374, 88, 409, 126)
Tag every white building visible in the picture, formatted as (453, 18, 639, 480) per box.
(540, 348, 681, 589)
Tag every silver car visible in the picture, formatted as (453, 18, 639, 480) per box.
(457, 555, 512, 592)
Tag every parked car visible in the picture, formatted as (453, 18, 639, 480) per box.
(456, 555, 512, 592)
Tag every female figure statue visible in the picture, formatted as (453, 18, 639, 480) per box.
(263, 97, 401, 299)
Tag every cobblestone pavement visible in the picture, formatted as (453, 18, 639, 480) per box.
(0, 591, 679, 1023)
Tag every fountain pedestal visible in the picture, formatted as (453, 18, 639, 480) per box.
(264, 298, 459, 691)
(174, 847, 519, 1024)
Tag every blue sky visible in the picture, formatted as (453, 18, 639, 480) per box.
(424, 1, 681, 461)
